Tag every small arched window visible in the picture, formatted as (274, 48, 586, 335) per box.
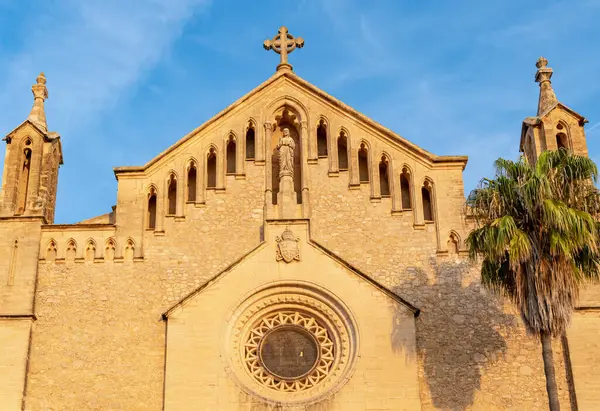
(379, 156, 391, 197)
(147, 188, 157, 229)
(16, 146, 32, 215)
(422, 181, 434, 222)
(167, 174, 177, 215)
(338, 132, 348, 171)
(317, 120, 328, 157)
(187, 162, 197, 202)
(207, 148, 217, 188)
(400, 169, 411, 210)
(358, 143, 369, 183)
(246, 123, 255, 160)
(226, 136, 236, 174)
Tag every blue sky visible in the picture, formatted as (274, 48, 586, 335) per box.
(0, 0, 599, 224)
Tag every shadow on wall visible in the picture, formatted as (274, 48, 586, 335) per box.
(391, 258, 517, 410)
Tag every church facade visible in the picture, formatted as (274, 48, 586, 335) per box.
(0, 28, 598, 410)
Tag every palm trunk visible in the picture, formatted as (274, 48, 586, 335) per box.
(541, 331, 561, 411)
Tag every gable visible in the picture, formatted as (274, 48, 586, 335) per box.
(162, 220, 421, 409)
(115, 70, 467, 180)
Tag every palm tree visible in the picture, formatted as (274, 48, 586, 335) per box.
(466, 148, 600, 411)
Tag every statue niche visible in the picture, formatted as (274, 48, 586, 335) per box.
(271, 119, 302, 205)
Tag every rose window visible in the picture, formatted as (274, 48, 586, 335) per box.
(244, 311, 334, 391)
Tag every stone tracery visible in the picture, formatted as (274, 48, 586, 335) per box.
(243, 311, 334, 392)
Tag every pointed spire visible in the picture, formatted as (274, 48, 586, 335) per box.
(535, 57, 558, 116)
(28, 72, 48, 131)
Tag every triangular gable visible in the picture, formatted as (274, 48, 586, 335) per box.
(162, 238, 420, 319)
(115, 70, 467, 178)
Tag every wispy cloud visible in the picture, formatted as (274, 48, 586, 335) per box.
(0, 0, 211, 137)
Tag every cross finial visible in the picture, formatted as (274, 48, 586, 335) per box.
(263, 26, 304, 72)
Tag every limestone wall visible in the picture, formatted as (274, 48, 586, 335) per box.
(0, 319, 31, 411)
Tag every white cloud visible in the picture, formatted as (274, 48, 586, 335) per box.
(0, 0, 211, 137)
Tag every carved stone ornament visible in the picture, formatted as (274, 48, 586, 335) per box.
(276, 227, 300, 263)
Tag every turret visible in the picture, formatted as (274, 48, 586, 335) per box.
(0, 73, 63, 222)
(520, 57, 589, 163)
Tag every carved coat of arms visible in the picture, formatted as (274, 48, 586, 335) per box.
(276, 227, 300, 263)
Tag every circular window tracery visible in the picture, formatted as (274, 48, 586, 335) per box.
(245, 311, 333, 390)
(222, 282, 359, 406)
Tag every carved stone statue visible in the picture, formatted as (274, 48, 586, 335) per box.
(277, 128, 295, 177)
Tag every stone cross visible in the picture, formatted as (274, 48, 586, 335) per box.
(264, 26, 304, 71)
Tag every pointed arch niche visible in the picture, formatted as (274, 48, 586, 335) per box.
(270, 108, 303, 205)
(16, 139, 33, 215)
(379, 155, 391, 197)
(317, 119, 328, 158)
(422, 180, 434, 222)
(124, 238, 136, 262)
(186, 161, 197, 202)
(400, 167, 412, 210)
(167, 173, 177, 215)
(147, 186, 157, 230)
(556, 122, 571, 150)
(207, 147, 217, 189)
(226, 134, 237, 174)
(66, 239, 77, 262)
(447, 231, 461, 255)
(358, 143, 370, 183)
(337, 131, 349, 171)
(105, 238, 116, 262)
(245, 121, 256, 160)
(46, 239, 57, 262)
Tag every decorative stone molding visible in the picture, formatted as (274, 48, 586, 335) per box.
(221, 282, 359, 406)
